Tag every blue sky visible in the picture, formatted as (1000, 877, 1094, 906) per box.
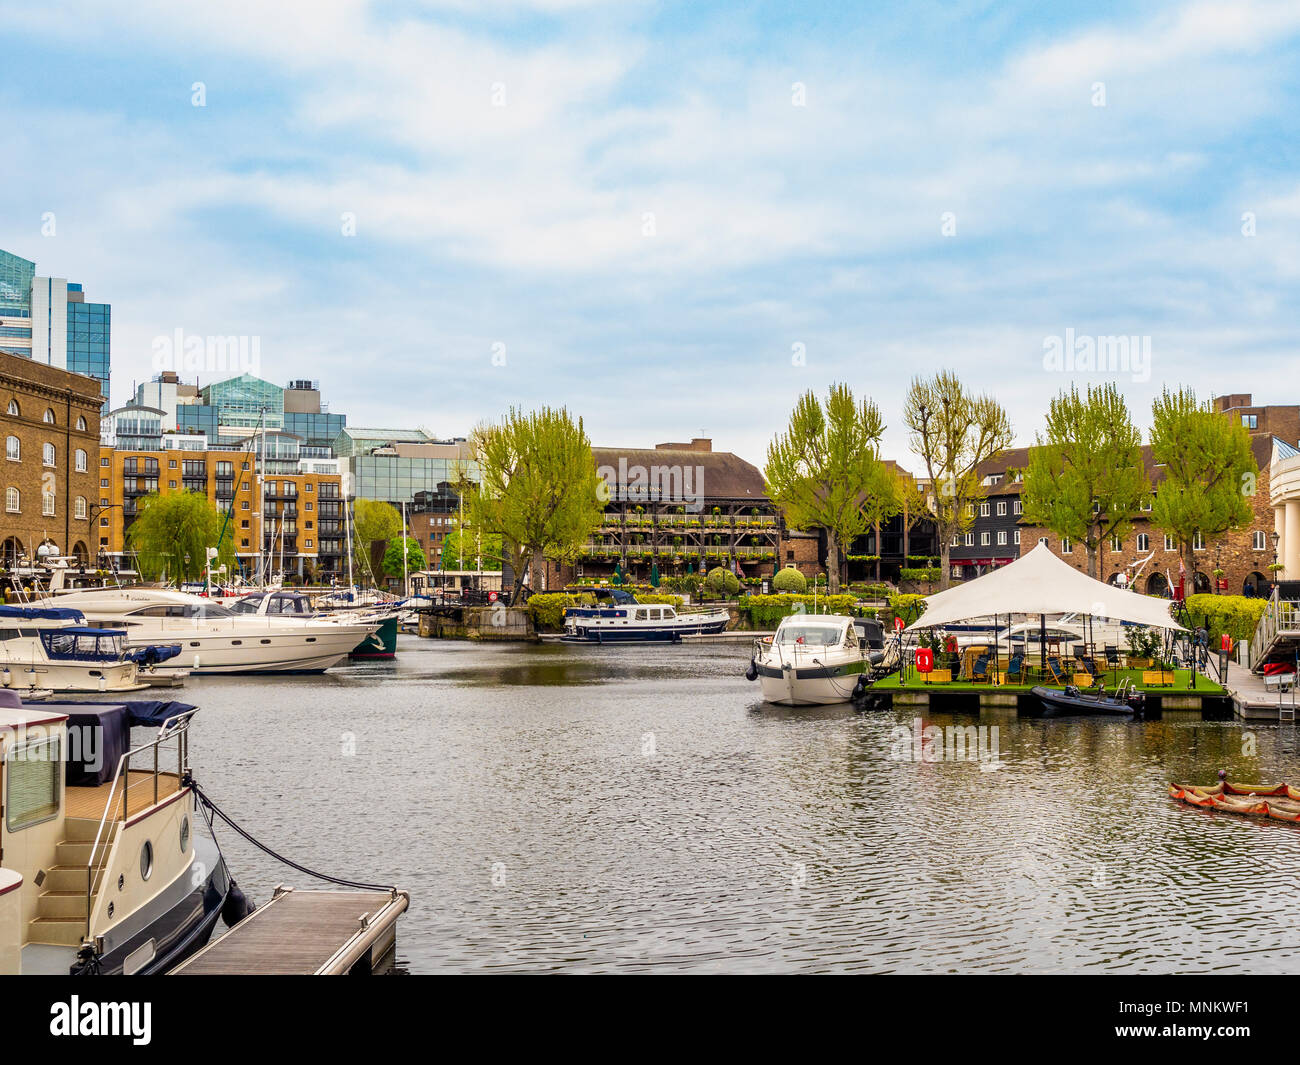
(3, 0, 1298, 467)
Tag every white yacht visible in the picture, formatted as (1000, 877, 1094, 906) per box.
(36, 588, 376, 675)
(749, 614, 893, 706)
(0, 691, 250, 974)
(0, 605, 153, 693)
(561, 589, 730, 642)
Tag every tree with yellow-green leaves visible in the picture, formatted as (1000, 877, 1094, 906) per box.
(764, 383, 897, 594)
(128, 491, 237, 582)
(903, 371, 1014, 589)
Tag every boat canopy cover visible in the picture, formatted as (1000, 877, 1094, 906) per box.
(59, 701, 197, 786)
(906, 543, 1183, 632)
(605, 589, 638, 605)
(0, 604, 85, 622)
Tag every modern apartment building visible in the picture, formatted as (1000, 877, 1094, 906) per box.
(0, 350, 103, 567)
(0, 248, 111, 410)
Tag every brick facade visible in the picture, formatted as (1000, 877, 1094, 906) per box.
(0, 351, 101, 565)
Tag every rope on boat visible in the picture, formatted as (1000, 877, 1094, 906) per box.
(188, 778, 395, 892)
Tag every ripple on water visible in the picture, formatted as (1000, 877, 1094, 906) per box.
(151, 638, 1300, 972)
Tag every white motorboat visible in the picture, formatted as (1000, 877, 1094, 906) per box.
(35, 588, 376, 675)
(223, 589, 402, 659)
(0, 605, 156, 693)
(749, 614, 890, 706)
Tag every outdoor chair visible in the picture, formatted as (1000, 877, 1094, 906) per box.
(996, 651, 1025, 686)
(969, 653, 992, 683)
(1074, 657, 1103, 689)
(1029, 655, 1069, 686)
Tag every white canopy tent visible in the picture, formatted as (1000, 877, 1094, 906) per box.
(905, 543, 1183, 632)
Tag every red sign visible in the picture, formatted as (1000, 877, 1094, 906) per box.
(915, 648, 934, 673)
(488, 591, 499, 603)
(893, 615, 904, 632)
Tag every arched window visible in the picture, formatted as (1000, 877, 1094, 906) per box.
(5, 435, 18, 461)
(75, 448, 87, 472)
(76, 415, 87, 432)
(42, 490, 55, 517)
(42, 442, 55, 466)
(5, 487, 18, 513)
(74, 496, 87, 519)
(43, 408, 55, 424)
(5, 399, 17, 416)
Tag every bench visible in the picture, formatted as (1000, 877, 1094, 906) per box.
(1142, 670, 1176, 687)
(922, 669, 953, 684)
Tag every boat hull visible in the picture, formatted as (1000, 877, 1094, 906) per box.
(124, 627, 367, 675)
(1031, 685, 1142, 717)
(563, 615, 730, 642)
(756, 659, 866, 705)
(0, 657, 144, 693)
(350, 615, 399, 658)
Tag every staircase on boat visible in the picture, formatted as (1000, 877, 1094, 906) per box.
(27, 817, 116, 947)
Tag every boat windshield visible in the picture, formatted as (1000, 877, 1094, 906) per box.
(41, 629, 125, 660)
(229, 593, 312, 616)
(129, 602, 234, 620)
(776, 623, 846, 647)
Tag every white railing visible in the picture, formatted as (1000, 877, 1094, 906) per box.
(84, 709, 198, 940)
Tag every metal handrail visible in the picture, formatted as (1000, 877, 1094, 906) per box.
(1250, 587, 1282, 670)
(83, 710, 198, 940)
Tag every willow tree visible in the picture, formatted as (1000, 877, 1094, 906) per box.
(467, 406, 604, 604)
(1021, 383, 1148, 580)
(764, 384, 895, 594)
(1150, 387, 1255, 588)
(903, 371, 1014, 589)
(127, 491, 236, 582)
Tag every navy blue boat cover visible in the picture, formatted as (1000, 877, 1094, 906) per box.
(49, 700, 198, 786)
(0, 604, 85, 621)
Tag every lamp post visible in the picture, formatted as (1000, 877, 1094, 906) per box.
(87, 502, 123, 572)
(1213, 543, 1223, 595)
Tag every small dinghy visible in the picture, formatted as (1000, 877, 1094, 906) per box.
(1169, 778, 1300, 823)
(1032, 678, 1146, 717)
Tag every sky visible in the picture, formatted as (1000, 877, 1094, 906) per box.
(2, 0, 1298, 469)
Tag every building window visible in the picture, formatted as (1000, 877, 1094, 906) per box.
(996, 501, 1007, 516)
(169, 459, 177, 469)
(997, 530, 1007, 545)
(74, 496, 87, 519)
(1164, 535, 1174, 551)
(6, 735, 62, 831)
(1242, 414, 1257, 429)
(1136, 533, 1149, 552)
(1013, 530, 1021, 545)
(1013, 500, 1022, 515)
(241, 500, 249, 510)
(168, 480, 177, 489)
(1038, 537, 1049, 547)
(5, 400, 17, 416)
(305, 539, 313, 548)
(964, 533, 974, 547)
(5, 487, 18, 513)
(43, 408, 55, 425)
(75, 448, 87, 472)
(1193, 531, 1204, 551)
(42, 443, 55, 467)
(978, 531, 988, 546)
(76, 415, 87, 431)
(100, 456, 109, 467)
(5, 435, 18, 461)
(1253, 530, 1267, 550)
(979, 502, 990, 517)
(1111, 536, 1122, 552)
(42, 491, 55, 516)
(1141, 499, 1152, 512)
(950, 535, 960, 548)
(1061, 537, 1072, 554)
(965, 504, 975, 518)
(305, 483, 313, 492)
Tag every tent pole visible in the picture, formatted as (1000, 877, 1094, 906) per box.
(1040, 613, 1046, 680)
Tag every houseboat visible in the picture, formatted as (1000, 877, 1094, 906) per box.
(0, 605, 171, 694)
(0, 692, 249, 974)
(562, 589, 730, 642)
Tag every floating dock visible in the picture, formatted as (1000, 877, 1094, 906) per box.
(1225, 661, 1299, 721)
(171, 886, 409, 975)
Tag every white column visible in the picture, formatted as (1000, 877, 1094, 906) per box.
(1286, 500, 1300, 580)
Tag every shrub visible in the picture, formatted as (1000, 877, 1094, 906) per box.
(1183, 593, 1268, 644)
(525, 593, 593, 631)
(705, 566, 741, 598)
(899, 566, 942, 583)
(888, 593, 928, 623)
(738, 593, 859, 629)
(772, 568, 807, 593)
(634, 594, 685, 609)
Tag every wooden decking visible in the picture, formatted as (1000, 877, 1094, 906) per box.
(171, 887, 409, 975)
(64, 771, 183, 820)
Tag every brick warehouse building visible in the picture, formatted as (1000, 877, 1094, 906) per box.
(0, 350, 102, 566)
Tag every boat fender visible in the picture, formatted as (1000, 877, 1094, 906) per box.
(221, 881, 256, 928)
(745, 659, 758, 682)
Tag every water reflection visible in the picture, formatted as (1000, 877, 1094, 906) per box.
(167, 638, 1300, 972)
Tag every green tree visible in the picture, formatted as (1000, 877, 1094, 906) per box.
(764, 383, 896, 594)
(1149, 387, 1255, 586)
(382, 535, 426, 579)
(772, 567, 807, 593)
(1020, 383, 1148, 580)
(467, 406, 605, 604)
(903, 371, 1015, 589)
(351, 499, 402, 554)
(127, 491, 236, 582)
(705, 566, 741, 598)
(439, 523, 504, 571)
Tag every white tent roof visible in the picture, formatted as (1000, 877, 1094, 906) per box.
(905, 543, 1182, 631)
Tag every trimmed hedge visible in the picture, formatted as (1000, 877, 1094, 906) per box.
(888, 593, 928, 622)
(525, 593, 593, 631)
(772, 568, 808, 593)
(1183, 594, 1268, 644)
(705, 567, 741, 598)
(738, 593, 859, 629)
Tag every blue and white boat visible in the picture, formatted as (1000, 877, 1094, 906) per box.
(562, 589, 730, 642)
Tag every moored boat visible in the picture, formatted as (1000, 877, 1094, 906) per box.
(1169, 779, 1300, 823)
(1032, 679, 1146, 717)
(0, 605, 173, 693)
(562, 589, 729, 642)
(749, 613, 879, 706)
(0, 691, 250, 974)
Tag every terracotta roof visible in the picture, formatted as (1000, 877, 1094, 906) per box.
(592, 446, 767, 500)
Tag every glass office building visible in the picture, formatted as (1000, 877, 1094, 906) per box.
(0, 250, 34, 317)
(66, 286, 111, 408)
(175, 374, 347, 450)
